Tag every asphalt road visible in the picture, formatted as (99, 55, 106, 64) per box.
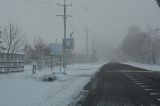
(80, 62, 160, 106)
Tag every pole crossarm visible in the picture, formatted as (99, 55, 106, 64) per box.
(57, 3, 72, 7)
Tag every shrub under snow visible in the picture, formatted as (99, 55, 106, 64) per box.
(42, 74, 57, 82)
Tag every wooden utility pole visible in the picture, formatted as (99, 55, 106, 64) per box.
(85, 29, 89, 55)
(57, 0, 73, 74)
(84, 28, 91, 56)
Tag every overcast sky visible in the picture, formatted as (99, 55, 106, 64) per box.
(0, 0, 160, 53)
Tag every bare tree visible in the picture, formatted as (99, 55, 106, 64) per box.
(33, 37, 50, 59)
(1, 23, 26, 72)
(32, 37, 51, 70)
(120, 26, 160, 64)
(1, 23, 26, 54)
(22, 37, 51, 69)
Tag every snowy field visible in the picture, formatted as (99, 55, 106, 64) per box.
(0, 63, 103, 106)
(125, 62, 160, 72)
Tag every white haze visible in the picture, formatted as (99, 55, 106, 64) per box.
(0, 0, 160, 60)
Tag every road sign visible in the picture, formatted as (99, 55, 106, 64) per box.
(63, 37, 74, 49)
(49, 43, 62, 55)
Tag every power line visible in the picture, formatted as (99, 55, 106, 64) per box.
(24, 0, 55, 14)
(24, 0, 50, 5)
(66, 19, 82, 36)
(25, 0, 84, 36)
(72, 5, 87, 28)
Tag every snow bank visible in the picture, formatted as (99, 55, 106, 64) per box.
(0, 63, 102, 106)
(124, 62, 160, 71)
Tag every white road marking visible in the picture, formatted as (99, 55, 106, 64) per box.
(136, 83, 145, 85)
(140, 85, 148, 88)
(156, 99, 160, 102)
(144, 89, 154, 91)
(150, 93, 160, 95)
(133, 81, 141, 83)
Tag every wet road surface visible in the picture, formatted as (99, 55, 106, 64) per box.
(80, 63, 160, 106)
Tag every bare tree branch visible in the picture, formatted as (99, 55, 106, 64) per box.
(1, 23, 26, 54)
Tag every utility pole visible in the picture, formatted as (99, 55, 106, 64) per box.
(85, 28, 90, 56)
(85, 29, 88, 56)
(92, 36, 95, 53)
(0, 26, 3, 53)
(91, 36, 96, 62)
(57, 0, 73, 74)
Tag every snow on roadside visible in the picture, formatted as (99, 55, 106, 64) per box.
(124, 62, 160, 71)
(0, 63, 102, 106)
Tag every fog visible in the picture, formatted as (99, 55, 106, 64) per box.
(0, 0, 160, 61)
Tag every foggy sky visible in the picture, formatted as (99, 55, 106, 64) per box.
(0, 0, 160, 53)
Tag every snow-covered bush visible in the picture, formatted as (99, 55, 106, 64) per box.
(42, 74, 57, 82)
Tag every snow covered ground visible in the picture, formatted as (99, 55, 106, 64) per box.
(0, 63, 103, 106)
(124, 62, 160, 72)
